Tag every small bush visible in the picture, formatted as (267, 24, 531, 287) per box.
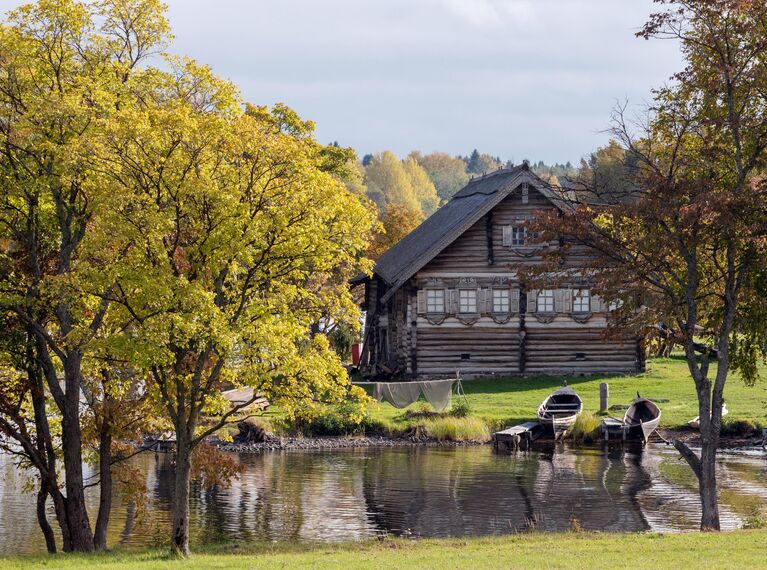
(743, 506, 767, 529)
(721, 417, 761, 437)
(420, 416, 491, 442)
(234, 417, 274, 442)
(566, 411, 602, 444)
(292, 401, 370, 437)
(450, 398, 471, 418)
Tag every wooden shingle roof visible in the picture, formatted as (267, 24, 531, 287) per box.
(374, 164, 568, 301)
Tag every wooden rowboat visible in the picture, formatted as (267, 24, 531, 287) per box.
(624, 395, 661, 443)
(688, 403, 727, 430)
(537, 386, 583, 435)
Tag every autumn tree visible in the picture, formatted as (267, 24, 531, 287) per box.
(363, 151, 421, 212)
(99, 67, 376, 555)
(534, 0, 767, 531)
(413, 151, 469, 201)
(575, 139, 639, 202)
(0, 0, 170, 551)
(402, 156, 439, 215)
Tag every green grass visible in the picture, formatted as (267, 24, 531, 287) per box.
(364, 355, 767, 433)
(566, 410, 603, 443)
(4, 530, 766, 569)
(418, 416, 491, 442)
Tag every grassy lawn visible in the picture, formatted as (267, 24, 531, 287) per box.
(365, 355, 767, 431)
(4, 530, 766, 569)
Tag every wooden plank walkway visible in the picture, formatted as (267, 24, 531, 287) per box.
(601, 417, 629, 442)
(492, 421, 542, 451)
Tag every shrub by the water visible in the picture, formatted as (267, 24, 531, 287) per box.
(450, 398, 471, 418)
(566, 411, 602, 444)
(743, 506, 767, 529)
(291, 401, 370, 436)
(420, 416, 491, 442)
(720, 417, 762, 437)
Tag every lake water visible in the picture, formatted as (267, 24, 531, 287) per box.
(0, 444, 765, 554)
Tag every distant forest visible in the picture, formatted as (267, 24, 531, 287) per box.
(349, 144, 628, 257)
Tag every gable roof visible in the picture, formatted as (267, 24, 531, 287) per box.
(374, 165, 569, 302)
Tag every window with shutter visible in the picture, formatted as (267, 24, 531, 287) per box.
(458, 289, 477, 313)
(492, 288, 510, 313)
(537, 289, 555, 313)
(425, 289, 445, 313)
(511, 225, 526, 246)
(573, 288, 591, 313)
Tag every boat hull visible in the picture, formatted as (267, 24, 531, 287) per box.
(536, 387, 583, 437)
(623, 398, 661, 443)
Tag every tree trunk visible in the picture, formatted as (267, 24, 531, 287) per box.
(60, 353, 95, 552)
(170, 432, 192, 557)
(28, 342, 70, 551)
(36, 483, 57, 554)
(699, 440, 720, 530)
(94, 427, 112, 550)
(49, 487, 72, 552)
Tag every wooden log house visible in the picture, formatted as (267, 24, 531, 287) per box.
(357, 164, 645, 378)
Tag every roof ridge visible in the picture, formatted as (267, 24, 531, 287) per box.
(465, 163, 527, 186)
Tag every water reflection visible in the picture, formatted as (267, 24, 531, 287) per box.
(0, 444, 764, 555)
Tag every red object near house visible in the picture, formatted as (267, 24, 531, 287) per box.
(351, 343, 361, 365)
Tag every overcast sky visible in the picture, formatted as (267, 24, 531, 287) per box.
(6, 0, 684, 164)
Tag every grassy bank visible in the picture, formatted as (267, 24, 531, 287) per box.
(243, 355, 766, 441)
(4, 530, 766, 569)
(364, 355, 767, 434)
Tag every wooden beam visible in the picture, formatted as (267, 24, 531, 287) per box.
(485, 211, 494, 265)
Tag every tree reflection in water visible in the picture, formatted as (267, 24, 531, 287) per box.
(0, 445, 762, 554)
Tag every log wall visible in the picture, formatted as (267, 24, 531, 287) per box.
(366, 183, 643, 378)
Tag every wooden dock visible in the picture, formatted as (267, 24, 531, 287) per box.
(492, 421, 542, 451)
(601, 417, 629, 442)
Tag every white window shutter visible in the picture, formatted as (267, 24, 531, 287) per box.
(476, 288, 485, 314)
(510, 288, 520, 314)
(449, 289, 459, 314)
(527, 289, 537, 313)
(554, 289, 564, 313)
(502, 225, 512, 247)
(417, 290, 426, 315)
(563, 288, 573, 313)
(593, 294, 604, 312)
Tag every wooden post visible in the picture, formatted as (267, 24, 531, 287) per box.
(599, 382, 609, 413)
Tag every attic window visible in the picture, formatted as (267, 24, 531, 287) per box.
(522, 184, 529, 204)
(511, 225, 526, 246)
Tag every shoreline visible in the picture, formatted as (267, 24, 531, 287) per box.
(214, 428, 766, 453)
(217, 435, 487, 453)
